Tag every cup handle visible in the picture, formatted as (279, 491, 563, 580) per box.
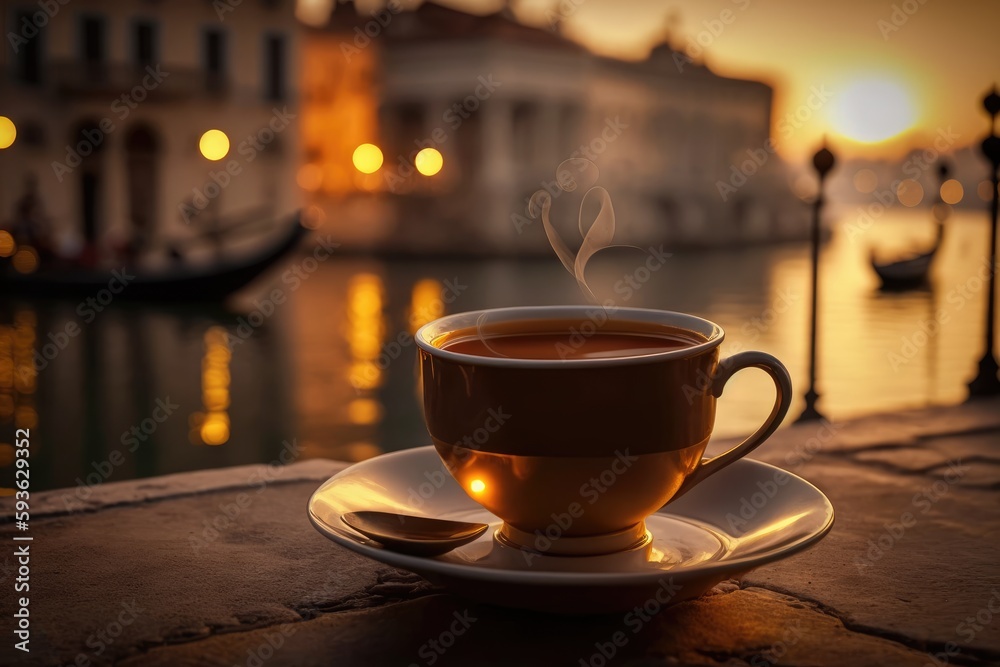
(670, 351, 792, 502)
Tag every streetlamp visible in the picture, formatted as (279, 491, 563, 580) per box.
(968, 87, 1000, 397)
(795, 141, 836, 423)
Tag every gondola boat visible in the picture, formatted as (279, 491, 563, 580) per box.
(1, 211, 308, 302)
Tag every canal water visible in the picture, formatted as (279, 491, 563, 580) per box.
(2, 207, 993, 491)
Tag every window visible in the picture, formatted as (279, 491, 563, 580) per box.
(512, 102, 538, 162)
(80, 15, 106, 65)
(14, 11, 43, 84)
(204, 29, 226, 87)
(133, 21, 157, 68)
(264, 34, 286, 101)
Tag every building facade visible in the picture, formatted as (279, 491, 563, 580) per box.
(301, 2, 805, 254)
(0, 0, 301, 263)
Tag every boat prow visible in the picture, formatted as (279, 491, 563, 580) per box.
(1, 211, 310, 302)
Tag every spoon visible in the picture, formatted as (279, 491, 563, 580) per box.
(342, 511, 490, 557)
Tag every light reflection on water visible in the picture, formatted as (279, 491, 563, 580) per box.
(1, 208, 994, 491)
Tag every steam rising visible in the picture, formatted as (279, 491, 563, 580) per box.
(473, 159, 624, 355)
(528, 159, 618, 304)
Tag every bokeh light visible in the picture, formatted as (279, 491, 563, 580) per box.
(347, 398, 382, 425)
(14, 406, 37, 429)
(940, 179, 964, 205)
(297, 163, 323, 191)
(409, 278, 444, 333)
(12, 248, 38, 274)
(853, 168, 878, 193)
(470, 479, 486, 494)
(352, 143, 383, 174)
(199, 129, 230, 161)
(199, 414, 230, 446)
(0, 231, 15, 257)
(192, 327, 231, 446)
(0, 116, 15, 149)
(415, 148, 444, 176)
(896, 179, 923, 207)
(303, 205, 326, 230)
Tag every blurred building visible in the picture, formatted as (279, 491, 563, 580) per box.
(301, 1, 805, 254)
(0, 0, 301, 261)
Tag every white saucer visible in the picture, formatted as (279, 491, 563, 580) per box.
(308, 447, 834, 613)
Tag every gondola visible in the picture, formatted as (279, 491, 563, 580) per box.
(871, 245, 937, 291)
(1, 211, 309, 302)
(870, 162, 952, 292)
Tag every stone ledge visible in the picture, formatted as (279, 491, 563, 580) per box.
(0, 459, 349, 519)
(1, 400, 997, 666)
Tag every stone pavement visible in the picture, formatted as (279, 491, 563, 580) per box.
(1, 399, 999, 667)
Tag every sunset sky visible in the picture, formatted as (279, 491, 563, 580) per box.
(314, 0, 1000, 164)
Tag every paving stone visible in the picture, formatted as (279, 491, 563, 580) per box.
(123, 588, 941, 667)
(850, 445, 951, 473)
(1, 401, 998, 666)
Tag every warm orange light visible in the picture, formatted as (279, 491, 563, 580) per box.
(194, 326, 231, 446)
(346, 274, 386, 391)
(297, 163, 323, 192)
(896, 179, 923, 207)
(199, 129, 230, 161)
(940, 179, 964, 205)
(409, 278, 444, 333)
(470, 479, 486, 494)
(352, 143, 383, 174)
(347, 398, 382, 425)
(0, 231, 15, 257)
(14, 406, 37, 429)
(853, 169, 877, 193)
(11, 248, 38, 274)
(0, 116, 15, 149)
(200, 414, 230, 446)
(830, 77, 916, 143)
(415, 148, 443, 176)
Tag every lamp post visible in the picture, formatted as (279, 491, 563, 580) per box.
(795, 142, 836, 423)
(968, 87, 1000, 397)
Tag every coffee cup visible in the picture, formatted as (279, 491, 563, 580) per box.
(415, 306, 792, 556)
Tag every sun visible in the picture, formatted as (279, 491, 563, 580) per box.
(830, 77, 917, 143)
